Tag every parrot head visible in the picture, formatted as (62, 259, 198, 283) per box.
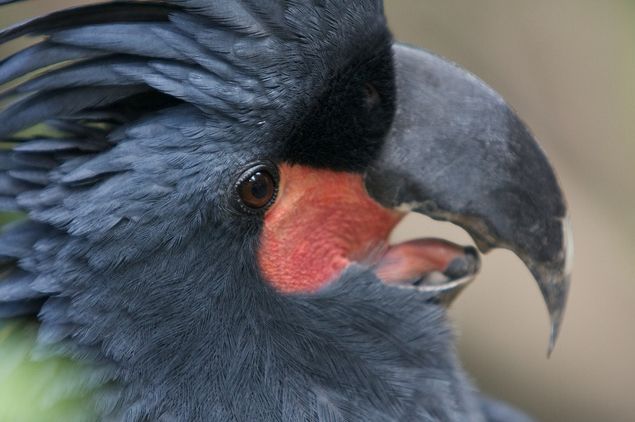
(0, 0, 571, 419)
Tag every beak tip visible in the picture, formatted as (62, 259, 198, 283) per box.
(547, 216, 574, 355)
(543, 272, 571, 357)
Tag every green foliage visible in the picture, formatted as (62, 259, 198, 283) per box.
(0, 212, 24, 226)
(0, 321, 97, 422)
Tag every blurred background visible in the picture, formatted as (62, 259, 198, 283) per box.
(385, 1, 635, 421)
(1, 1, 634, 421)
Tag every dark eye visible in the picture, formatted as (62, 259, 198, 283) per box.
(235, 163, 279, 213)
(363, 82, 381, 109)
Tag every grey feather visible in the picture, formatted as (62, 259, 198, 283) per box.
(8, 169, 49, 186)
(0, 1, 176, 44)
(46, 120, 109, 140)
(10, 152, 59, 170)
(480, 396, 534, 422)
(0, 269, 41, 302)
(14, 138, 104, 154)
(0, 220, 51, 258)
(0, 195, 20, 211)
(50, 23, 191, 62)
(0, 86, 147, 137)
(0, 152, 14, 170)
(170, 0, 268, 36)
(1, 57, 145, 98)
(0, 42, 101, 86)
(0, 173, 33, 196)
(0, 299, 44, 318)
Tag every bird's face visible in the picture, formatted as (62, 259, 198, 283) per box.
(196, 27, 476, 307)
(205, 30, 571, 350)
(221, 25, 407, 294)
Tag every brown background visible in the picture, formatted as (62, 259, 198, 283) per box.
(1, 1, 634, 421)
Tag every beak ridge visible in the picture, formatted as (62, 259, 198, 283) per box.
(366, 43, 573, 352)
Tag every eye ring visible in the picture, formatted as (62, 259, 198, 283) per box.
(233, 162, 280, 215)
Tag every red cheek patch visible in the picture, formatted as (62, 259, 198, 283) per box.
(259, 164, 401, 293)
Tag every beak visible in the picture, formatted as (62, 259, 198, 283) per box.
(365, 43, 573, 354)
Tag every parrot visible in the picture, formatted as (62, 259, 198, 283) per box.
(0, 0, 572, 421)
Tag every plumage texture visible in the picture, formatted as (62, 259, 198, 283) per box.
(0, 1, 532, 421)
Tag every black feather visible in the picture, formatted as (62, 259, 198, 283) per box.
(49, 23, 193, 61)
(1, 57, 149, 99)
(0, 152, 14, 170)
(0, 1, 178, 44)
(0, 172, 33, 196)
(46, 120, 109, 140)
(0, 299, 44, 317)
(14, 138, 105, 153)
(10, 152, 59, 170)
(0, 85, 147, 137)
(169, 0, 269, 36)
(8, 169, 49, 186)
(0, 42, 102, 86)
(0, 269, 41, 302)
(0, 220, 50, 258)
(0, 195, 20, 211)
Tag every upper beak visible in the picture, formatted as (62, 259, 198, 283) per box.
(365, 43, 573, 353)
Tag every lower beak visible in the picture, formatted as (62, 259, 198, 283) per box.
(366, 43, 573, 353)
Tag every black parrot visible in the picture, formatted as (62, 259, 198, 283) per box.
(0, 0, 572, 420)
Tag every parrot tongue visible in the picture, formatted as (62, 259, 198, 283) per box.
(375, 239, 480, 303)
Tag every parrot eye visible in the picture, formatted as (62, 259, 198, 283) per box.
(363, 82, 381, 109)
(235, 163, 279, 213)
